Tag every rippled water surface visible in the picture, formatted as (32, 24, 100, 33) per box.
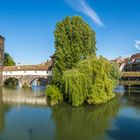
(0, 87, 140, 140)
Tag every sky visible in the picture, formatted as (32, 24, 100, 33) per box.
(0, 0, 140, 65)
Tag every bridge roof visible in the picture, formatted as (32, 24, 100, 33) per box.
(3, 64, 52, 71)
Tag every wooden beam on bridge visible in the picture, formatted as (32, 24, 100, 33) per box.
(122, 72, 140, 77)
(120, 80, 140, 86)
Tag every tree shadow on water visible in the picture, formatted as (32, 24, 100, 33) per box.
(107, 116, 140, 140)
(52, 98, 120, 140)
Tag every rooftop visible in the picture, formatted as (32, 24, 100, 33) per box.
(130, 53, 140, 60)
(3, 64, 52, 71)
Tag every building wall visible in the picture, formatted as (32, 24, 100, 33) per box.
(0, 36, 4, 86)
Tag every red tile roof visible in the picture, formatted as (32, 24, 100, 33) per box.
(3, 64, 52, 71)
(130, 53, 140, 60)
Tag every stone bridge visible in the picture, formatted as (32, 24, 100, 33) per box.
(0, 35, 53, 87)
(2, 64, 52, 87)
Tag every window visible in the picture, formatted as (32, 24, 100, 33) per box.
(127, 61, 132, 64)
(135, 59, 140, 63)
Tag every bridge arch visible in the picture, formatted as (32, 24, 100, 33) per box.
(3, 75, 52, 88)
(3, 77, 22, 87)
(30, 77, 49, 87)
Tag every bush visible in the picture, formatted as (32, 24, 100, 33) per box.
(46, 85, 63, 105)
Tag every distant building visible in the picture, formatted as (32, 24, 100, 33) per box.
(112, 57, 126, 71)
(0, 35, 4, 66)
(113, 57, 124, 66)
(113, 53, 140, 72)
(130, 53, 140, 60)
(0, 35, 4, 86)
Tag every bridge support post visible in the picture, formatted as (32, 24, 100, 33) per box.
(128, 85, 131, 95)
(18, 81, 22, 88)
(34, 79, 38, 86)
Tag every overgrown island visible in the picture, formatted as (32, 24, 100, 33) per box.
(46, 16, 121, 107)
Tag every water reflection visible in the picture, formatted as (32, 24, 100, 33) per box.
(106, 90, 140, 140)
(107, 116, 140, 140)
(0, 87, 54, 140)
(0, 87, 140, 140)
(0, 88, 11, 133)
(1, 87, 47, 106)
(52, 98, 120, 140)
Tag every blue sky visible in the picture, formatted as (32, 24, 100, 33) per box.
(0, 0, 140, 64)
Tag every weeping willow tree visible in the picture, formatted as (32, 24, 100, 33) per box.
(62, 56, 120, 107)
(63, 69, 92, 107)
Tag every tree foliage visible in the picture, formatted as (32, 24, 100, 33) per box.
(47, 16, 120, 107)
(52, 16, 96, 87)
(4, 53, 16, 66)
(110, 62, 121, 84)
(62, 56, 120, 107)
(46, 85, 63, 105)
(62, 69, 91, 107)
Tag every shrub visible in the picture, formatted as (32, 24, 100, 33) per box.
(46, 85, 63, 105)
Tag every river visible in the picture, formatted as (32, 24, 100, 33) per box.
(0, 86, 140, 140)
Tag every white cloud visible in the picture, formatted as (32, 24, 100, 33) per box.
(135, 40, 140, 50)
(65, 0, 104, 27)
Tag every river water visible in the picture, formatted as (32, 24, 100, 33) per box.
(0, 86, 140, 140)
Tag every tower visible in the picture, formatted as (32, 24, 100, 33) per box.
(0, 36, 4, 86)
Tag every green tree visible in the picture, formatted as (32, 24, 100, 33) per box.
(52, 16, 96, 87)
(4, 53, 16, 66)
(62, 56, 121, 107)
(47, 16, 120, 106)
(110, 62, 121, 84)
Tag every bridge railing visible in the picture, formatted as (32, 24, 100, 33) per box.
(122, 72, 140, 77)
(120, 80, 140, 85)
